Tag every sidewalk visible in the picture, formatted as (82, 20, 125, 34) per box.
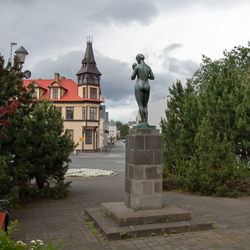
(11, 169, 250, 249)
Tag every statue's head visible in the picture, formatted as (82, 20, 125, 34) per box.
(136, 54, 145, 63)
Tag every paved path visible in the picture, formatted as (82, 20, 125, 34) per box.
(11, 150, 250, 249)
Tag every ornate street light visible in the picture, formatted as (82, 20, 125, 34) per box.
(15, 46, 29, 64)
(14, 46, 31, 79)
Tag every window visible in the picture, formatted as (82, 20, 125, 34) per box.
(90, 107, 96, 120)
(67, 129, 74, 140)
(66, 107, 74, 120)
(78, 76, 83, 85)
(86, 130, 92, 144)
(32, 89, 37, 98)
(82, 107, 85, 120)
(90, 88, 97, 99)
(94, 76, 99, 85)
(83, 88, 85, 98)
(52, 89, 58, 99)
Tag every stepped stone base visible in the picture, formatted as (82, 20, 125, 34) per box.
(84, 204, 213, 241)
(101, 202, 191, 227)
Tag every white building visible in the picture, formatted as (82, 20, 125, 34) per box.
(99, 105, 109, 149)
(148, 97, 169, 131)
(108, 121, 117, 140)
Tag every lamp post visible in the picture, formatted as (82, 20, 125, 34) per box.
(14, 46, 31, 79)
(10, 42, 17, 65)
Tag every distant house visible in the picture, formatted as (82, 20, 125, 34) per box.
(23, 39, 103, 151)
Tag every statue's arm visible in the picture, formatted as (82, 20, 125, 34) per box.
(148, 67, 155, 80)
(131, 67, 138, 80)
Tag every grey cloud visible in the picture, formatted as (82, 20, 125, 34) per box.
(162, 44, 183, 55)
(31, 51, 82, 81)
(154, 0, 250, 13)
(89, 0, 158, 25)
(149, 72, 177, 103)
(31, 50, 134, 102)
(160, 44, 198, 76)
(96, 53, 134, 101)
(0, 0, 158, 62)
(30, 49, 184, 106)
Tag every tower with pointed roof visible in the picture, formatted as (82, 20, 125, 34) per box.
(77, 37, 102, 91)
(75, 37, 103, 151)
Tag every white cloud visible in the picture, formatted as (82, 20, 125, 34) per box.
(106, 100, 138, 124)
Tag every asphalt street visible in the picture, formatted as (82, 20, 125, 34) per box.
(69, 141, 126, 174)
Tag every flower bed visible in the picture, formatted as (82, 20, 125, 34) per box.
(65, 168, 114, 177)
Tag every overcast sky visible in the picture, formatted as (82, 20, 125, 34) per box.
(1, 0, 250, 123)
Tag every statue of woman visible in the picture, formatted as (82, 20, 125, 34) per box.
(131, 54, 155, 125)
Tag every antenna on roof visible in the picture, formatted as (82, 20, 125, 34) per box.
(86, 36, 93, 44)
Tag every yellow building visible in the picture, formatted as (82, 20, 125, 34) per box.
(23, 40, 103, 151)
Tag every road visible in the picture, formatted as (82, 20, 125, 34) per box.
(69, 140, 126, 175)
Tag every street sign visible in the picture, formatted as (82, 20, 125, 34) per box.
(79, 137, 84, 142)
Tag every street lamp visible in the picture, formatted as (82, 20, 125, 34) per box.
(15, 46, 29, 64)
(14, 46, 31, 79)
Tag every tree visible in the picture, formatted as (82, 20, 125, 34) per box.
(116, 121, 122, 130)
(0, 55, 76, 203)
(161, 44, 250, 196)
(160, 80, 199, 179)
(120, 124, 130, 138)
(189, 42, 250, 89)
(1, 98, 76, 199)
(0, 55, 35, 203)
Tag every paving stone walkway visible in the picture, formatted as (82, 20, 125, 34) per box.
(11, 164, 250, 250)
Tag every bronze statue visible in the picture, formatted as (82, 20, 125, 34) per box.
(131, 54, 155, 125)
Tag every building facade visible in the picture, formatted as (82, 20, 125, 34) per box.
(148, 97, 168, 131)
(99, 105, 109, 149)
(23, 39, 103, 151)
(108, 121, 117, 140)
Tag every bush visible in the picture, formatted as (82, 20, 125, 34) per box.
(0, 220, 63, 249)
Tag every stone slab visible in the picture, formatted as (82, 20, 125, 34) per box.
(100, 202, 191, 227)
(132, 124, 156, 129)
(128, 128, 159, 135)
(84, 206, 213, 241)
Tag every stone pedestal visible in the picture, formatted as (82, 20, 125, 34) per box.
(84, 128, 213, 240)
(125, 128, 163, 211)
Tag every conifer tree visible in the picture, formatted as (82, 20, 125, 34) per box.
(161, 81, 199, 184)
(162, 44, 250, 196)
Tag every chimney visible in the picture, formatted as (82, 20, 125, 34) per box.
(54, 73, 60, 82)
(60, 76, 66, 79)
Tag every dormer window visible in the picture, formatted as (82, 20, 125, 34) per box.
(53, 89, 58, 99)
(32, 88, 37, 98)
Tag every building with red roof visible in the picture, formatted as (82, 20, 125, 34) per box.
(23, 39, 103, 151)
